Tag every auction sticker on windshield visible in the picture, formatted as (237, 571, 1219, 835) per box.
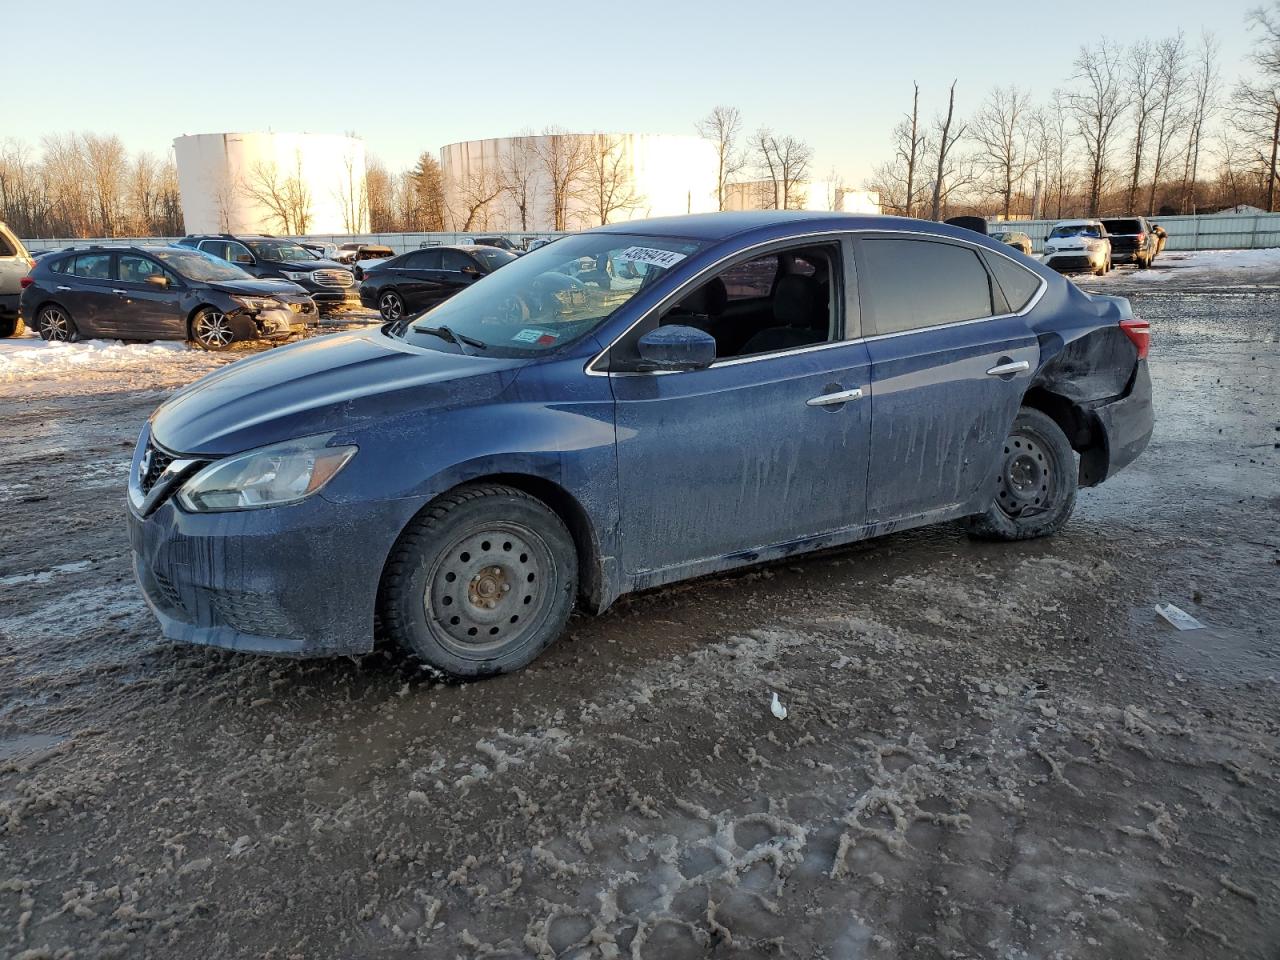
(513, 328, 558, 344)
(616, 246, 687, 269)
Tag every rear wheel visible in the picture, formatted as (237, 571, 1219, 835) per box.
(967, 408, 1077, 541)
(380, 484, 578, 679)
(37, 305, 78, 342)
(378, 289, 404, 322)
(0, 316, 23, 338)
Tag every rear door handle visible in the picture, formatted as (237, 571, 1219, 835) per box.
(112, 288, 128, 296)
(986, 360, 1030, 376)
(56, 285, 72, 291)
(806, 387, 863, 407)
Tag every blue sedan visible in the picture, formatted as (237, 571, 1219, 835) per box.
(126, 212, 1153, 678)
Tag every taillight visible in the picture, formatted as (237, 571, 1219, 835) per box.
(1136, 232, 1146, 243)
(1120, 318, 1149, 360)
(19, 276, 34, 289)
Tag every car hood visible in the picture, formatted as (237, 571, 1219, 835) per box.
(264, 258, 347, 271)
(206, 278, 309, 297)
(150, 329, 527, 455)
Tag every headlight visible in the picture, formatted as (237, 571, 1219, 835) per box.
(233, 296, 279, 311)
(176, 434, 357, 512)
(1044, 243, 1058, 253)
(282, 271, 310, 282)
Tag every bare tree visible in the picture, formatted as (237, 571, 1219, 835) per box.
(971, 86, 1037, 219)
(334, 147, 368, 233)
(1069, 40, 1129, 216)
(498, 134, 538, 231)
(537, 129, 591, 231)
(82, 134, 128, 236)
(696, 106, 746, 210)
(929, 80, 967, 220)
(865, 83, 928, 217)
(365, 156, 397, 232)
(453, 167, 505, 231)
(582, 133, 643, 225)
(1146, 33, 1189, 215)
(752, 129, 813, 210)
(1124, 41, 1159, 211)
(1181, 31, 1220, 212)
(1234, 5, 1280, 211)
(243, 152, 312, 234)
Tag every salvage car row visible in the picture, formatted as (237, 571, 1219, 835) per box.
(1, 216, 1167, 347)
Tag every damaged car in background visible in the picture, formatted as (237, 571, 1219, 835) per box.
(19, 246, 316, 349)
(127, 211, 1153, 678)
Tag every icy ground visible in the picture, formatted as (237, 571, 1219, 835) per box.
(0, 260, 1277, 958)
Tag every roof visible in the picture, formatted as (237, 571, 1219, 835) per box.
(590, 210, 972, 242)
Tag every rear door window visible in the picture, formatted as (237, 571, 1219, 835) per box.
(0, 233, 15, 257)
(70, 253, 114, 280)
(118, 254, 171, 285)
(403, 250, 441, 270)
(859, 238, 994, 335)
(198, 240, 228, 261)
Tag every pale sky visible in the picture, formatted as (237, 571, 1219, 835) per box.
(5, 0, 1255, 184)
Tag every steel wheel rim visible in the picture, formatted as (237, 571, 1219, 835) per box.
(424, 522, 556, 658)
(41, 308, 71, 341)
(380, 292, 402, 320)
(195, 311, 233, 347)
(996, 429, 1056, 518)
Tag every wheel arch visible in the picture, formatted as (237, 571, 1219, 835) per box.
(187, 303, 256, 343)
(378, 473, 612, 615)
(1019, 386, 1107, 487)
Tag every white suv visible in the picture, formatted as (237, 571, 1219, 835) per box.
(1042, 219, 1112, 276)
(0, 221, 34, 337)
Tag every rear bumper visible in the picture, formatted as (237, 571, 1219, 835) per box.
(0, 292, 17, 320)
(1082, 361, 1153, 485)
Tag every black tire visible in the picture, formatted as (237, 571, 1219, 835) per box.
(380, 484, 578, 679)
(378, 289, 405, 322)
(0, 316, 23, 338)
(1138, 255, 1151, 270)
(966, 408, 1078, 542)
(190, 307, 235, 351)
(36, 304, 78, 342)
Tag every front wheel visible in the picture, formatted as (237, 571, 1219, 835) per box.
(190, 307, 235, 350)
(380, 484, 578, 679)
(967, 408, 1078, 541)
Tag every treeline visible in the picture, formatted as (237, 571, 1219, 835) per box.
(865, 11, 1280, 221)
(0, 134, 182, 238)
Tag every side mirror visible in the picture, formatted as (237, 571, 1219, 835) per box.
(146, 274, 169, 288)
(636, 325, 716, 371)
(233, 253, 254, 265)
(462, 264, 480, 277)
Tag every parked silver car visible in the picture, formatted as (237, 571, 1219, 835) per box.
(0, 222, 34, 337)
(1042, 219, 1112, 276)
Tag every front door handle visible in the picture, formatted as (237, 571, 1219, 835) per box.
(986, 360, 1030, 377)
(112, 288, 129, 296)
(56, 285, 71, 291)
(806, 387, 863, 407)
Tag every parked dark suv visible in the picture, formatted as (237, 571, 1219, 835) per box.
(19, 245, 316, 349)
(177, 234, 358, 311)
(1100, 217, 1158, 269)
(359, 244, 517, 320)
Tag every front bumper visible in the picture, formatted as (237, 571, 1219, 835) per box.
(304, 287, 360, 309)
(126, 429, 422, 657)
(1043, 249, 1106, 273)
(1083, 361, 1153, 484)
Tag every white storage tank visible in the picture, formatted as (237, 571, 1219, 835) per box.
(440, 133, 720, 232)
(173, 132, 368, 235)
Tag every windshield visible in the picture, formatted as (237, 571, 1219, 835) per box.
(394, 233, 701, 357)
(246, 240, 316, 262)
(152, 248, 255, 282)
(473, 247, 517, 271)
(1050, 224, 1101, 239)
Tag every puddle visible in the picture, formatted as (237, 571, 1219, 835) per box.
(0, 732, 68, 768)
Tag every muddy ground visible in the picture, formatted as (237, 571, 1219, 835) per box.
(1, 264, 1277, 959)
